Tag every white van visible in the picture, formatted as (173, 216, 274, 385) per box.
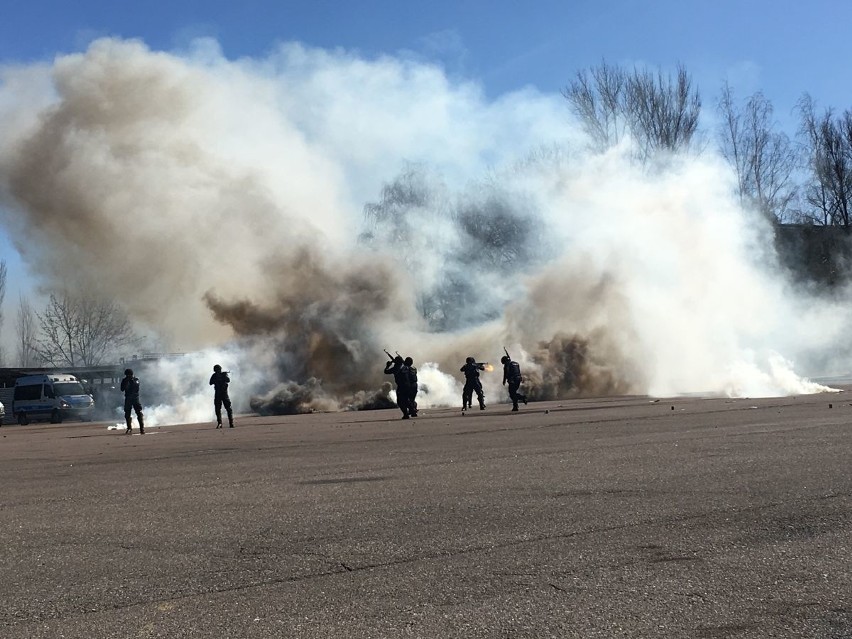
(13, 374, 95, 425)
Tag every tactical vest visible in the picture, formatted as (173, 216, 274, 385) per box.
(508, 361, 521, 379)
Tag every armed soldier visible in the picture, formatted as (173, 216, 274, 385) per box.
(501, 349, 528, 411)
(460, 356, 486, 411)
(210, 364, 234, 428)
(384, 352, 413, 419)
(120, 368, 144, 435)
(404, 356, 418, 417)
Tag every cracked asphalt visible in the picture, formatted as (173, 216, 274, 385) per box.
(1, 390, 851, 638)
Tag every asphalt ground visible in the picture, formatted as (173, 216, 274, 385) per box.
(1, 390, 851, 638)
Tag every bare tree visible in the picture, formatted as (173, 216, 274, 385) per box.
(717, 83, 797, 222)
(564, 62, 701, 160)
(562, 61, 628, 152)
(625, 65, 701, 160)
(16, 293, 38, 367)
(34, 292, 137, 367)
(797, 95, 852, 228)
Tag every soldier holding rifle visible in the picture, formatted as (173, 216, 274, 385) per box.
(460, 357, 486, 411)
(501, 348, 528, 412)
(384, 350, 414, 420)
(210, 364, 234, 428)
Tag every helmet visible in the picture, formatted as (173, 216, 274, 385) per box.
(403, 357, 413, 366)
(501, 355, 510, 364)
(124, 368, 133, 376)
(466, 357, 475, 364)
(394, 355, 403, 363)
(213, 364, 222, 372)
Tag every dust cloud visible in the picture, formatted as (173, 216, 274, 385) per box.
(0, 38, 845, 421)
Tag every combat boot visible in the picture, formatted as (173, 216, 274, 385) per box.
(512, 404, 519, 412)
(216, 422, 222, 429)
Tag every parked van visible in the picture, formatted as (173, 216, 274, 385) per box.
(13, 374, 95, 425)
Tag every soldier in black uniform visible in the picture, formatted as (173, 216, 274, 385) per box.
(501, 353, 528, 411)
(120, 368, 144, 435)
(404, 356, 418, 417)
(384, 354, 413, 419)
(210, 364, 234, 428)
(460, 356, 486, 411)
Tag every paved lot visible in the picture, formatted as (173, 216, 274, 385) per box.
(1, 391, 851, 638)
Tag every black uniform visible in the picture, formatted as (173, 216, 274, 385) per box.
(502, 357, 527, 411)
(210, 370, 234, 428)
(460, 360, 486, 410)
(384, 357, 413, 419)
(407, 364, 419, 417)
(120, 372, 144, 434)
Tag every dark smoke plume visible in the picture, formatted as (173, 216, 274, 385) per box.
(204, 247, 417, 407)
(249, 378, 338, 415)
(527, 333, 636, 399)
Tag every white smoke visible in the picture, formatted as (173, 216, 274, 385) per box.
(107, 344, 269, 428)
(0, 37, 846, 426)
(497, 146, 848, 397)
(413, 362, 464, 408)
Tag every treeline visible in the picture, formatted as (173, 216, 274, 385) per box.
(564, 60, 852, 228)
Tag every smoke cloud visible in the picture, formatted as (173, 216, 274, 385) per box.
(0, 37, 846, 423)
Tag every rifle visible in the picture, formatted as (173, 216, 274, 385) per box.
(383, 349, 394, 361)
(503, 346, 510, 360)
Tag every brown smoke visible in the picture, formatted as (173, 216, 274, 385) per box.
(526, 332, 635, 399)
(0, 39, 343, 349)
(249, 377, 398, 414)
(204, 247, 416, 398)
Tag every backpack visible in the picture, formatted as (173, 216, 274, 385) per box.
(508, 361, 521, 379)
(125, 377, 140, 395)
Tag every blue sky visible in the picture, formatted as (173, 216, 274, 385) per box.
(2, 0, 850, 121)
